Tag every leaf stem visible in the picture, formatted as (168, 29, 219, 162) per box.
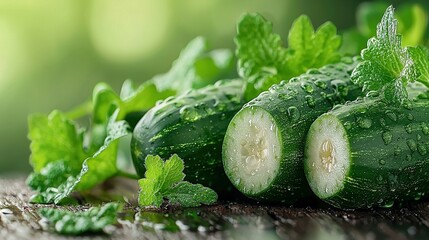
(66, 100, 93, 120)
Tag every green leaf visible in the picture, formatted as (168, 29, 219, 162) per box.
(407, 46, 429, 87)
(166, 181, 218, 207)
(152, 37, 235, 95)
(29, 114, 130, 204)
(28, 111, 87, 173)
(235, 13, 341, 100)
(26, 160, 73, 192)
(351, 6, 411, 104)
(138, 155, 217, 208)
(159, 154, 185, 192)
(38, 202, 121, 235)
(285, 16, 341, 76)
(235, 13, 288, 100)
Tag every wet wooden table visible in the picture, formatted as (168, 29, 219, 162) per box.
(1, 177, 429, 240)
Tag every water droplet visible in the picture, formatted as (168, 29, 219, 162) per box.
(332, 104, 343, 111)
(307, 69, 321, 75)
(314, 80, 327, 89)
(301, 83, 314, 93)
(418, 143, 427, 156)
(235, 178, 241, 186)
(381, 200, 394, 208)
(385, 110, 397, 122)
(179, 106, 201, 122)
(382, 131, 392, 145)
(305, 95, 315, 108)
(366, 91, 380, 98)
(174, 100, 185, 108)
(421, 122, 429, 135)
(394, 146, 401, 156)
(407, 139, 417, 152)
(357, 117, 372, 129)
(406, 154, 412, 161)
(287, 106, 301, 122)
(379, 159, 386, 165)
(405, 124, 413, 134)
(379, 118, 386, 127)
(343, 122, 351, 130)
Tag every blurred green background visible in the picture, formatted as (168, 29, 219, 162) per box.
(0, 0, 427, 175)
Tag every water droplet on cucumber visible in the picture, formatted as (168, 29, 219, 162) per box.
(287, 106, 300, 121)
(305, 95, 315, 108)
(357, 117, 372, 129)
(385, 110, 398, 122)
(382, 131, 392, 145)
(407, 139, 417, 152)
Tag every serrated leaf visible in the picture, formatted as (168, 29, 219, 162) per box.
(351, 6, 411, 104)
(138, 178, 163, 207)
(38, 202, 121, 235)
(138, 155, 217, 208)
(407, 46, 429, 86)
(29, 113, 130, 204)
(235, 13, 341, 100)
(159, 154, 185, 192)
(166, 181, 218, 207)
(28, 111, 87, 173)
(235, 13, 288, 100)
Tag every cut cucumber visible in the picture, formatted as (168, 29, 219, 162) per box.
(223, 106, 282, 195)
(304, 99, 429, 209)
(223, 58, 363, 203)
(131, 79, 245, 194)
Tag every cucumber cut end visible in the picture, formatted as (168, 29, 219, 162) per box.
(223, 106, 282, 196)
(304, 114, 350, 199)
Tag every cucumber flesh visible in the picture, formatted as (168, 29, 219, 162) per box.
(223, 106, 282, 195)
(304, 114, 350, 199)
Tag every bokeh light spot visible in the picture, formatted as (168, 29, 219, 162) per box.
(89, 0, 170, 63)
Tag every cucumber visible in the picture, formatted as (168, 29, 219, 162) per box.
(131, 79, 245, 193)
(222, 58, 363, 203)
(304, 99, 429, 209)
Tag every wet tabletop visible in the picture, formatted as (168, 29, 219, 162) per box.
(1, 177, 429, 240)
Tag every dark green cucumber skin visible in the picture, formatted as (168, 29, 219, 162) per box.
(313, 99, 429, 209)
(131, 80, 245, 193)
(223, 58, 363, 203)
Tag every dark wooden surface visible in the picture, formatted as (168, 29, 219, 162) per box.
(1, 177, 429, 240)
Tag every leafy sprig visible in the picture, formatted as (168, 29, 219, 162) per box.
(236, 13, 341, 100)
(138, 155, 218, 208)
(351, 5, 429, 105)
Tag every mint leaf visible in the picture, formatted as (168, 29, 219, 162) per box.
(138, 155, 217, 208)
(29, 113, 130, 204)
(285, 16, 341, 77)
(166, 182, 218, 208)
(28, 111, 88, 173)
(351, 6, 413, 104)
(39, 202, 121, 235)
(407, 46, 429, 87)
(235, 13, 288, 100)
(236, 13, 341, 100)
(26, 161, 73, 192)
